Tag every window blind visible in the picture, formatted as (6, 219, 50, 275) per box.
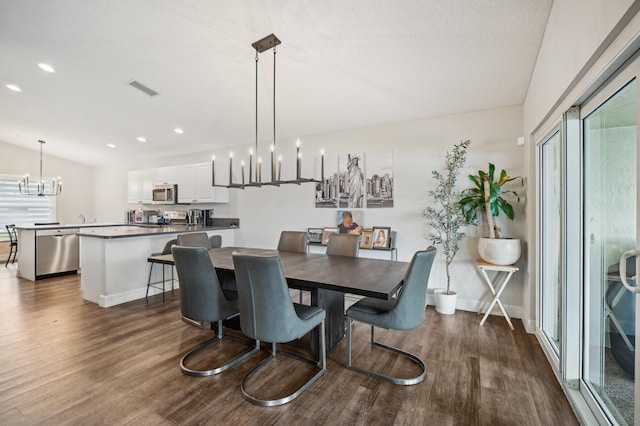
(0, 174, 56, 228)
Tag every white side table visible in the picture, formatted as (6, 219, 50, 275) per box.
(476, 260, 519, 330)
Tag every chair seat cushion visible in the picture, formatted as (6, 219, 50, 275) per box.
(347, 297, 398, 328)
(293, 303, 326, 322)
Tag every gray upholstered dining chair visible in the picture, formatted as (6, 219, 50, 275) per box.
(277, 231, 308, 302)
(326, 233, 359, 257)
(277, 231, 307, 253)
(177, 232, 211, 249)
(232, 250, 326, 406)
(209, 234, 222, 249)
(146, 238, 177, 302)
(172, 246, 259, 377)
(346, 246, 436, 385)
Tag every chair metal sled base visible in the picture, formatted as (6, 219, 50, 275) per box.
(346, 321, 427, 385)
(180, 320, 260, 377)
(241, 320, 326, 407)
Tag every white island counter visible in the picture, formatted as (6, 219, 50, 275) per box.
(79, 220, 240, 307)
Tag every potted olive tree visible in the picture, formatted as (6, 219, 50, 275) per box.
(423, 140, 470, 314)
(459, 163, 522, 265)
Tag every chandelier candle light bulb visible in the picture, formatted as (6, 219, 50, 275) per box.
(278, 155, 282, 181)
(321, 148, 325, 181)
(249, 149, 253, 183)
(257, 158, 262, 183)
(229, 152, 234, 185)
(241, 160, 245, 185)
(296, 139, 301, 179)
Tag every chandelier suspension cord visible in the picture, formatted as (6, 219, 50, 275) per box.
(272, 46, 277, 182)
(255, 50, 259, 183)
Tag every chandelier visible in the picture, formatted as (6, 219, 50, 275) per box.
(18, 140, 62, 196)
(212, 34, 322, 188)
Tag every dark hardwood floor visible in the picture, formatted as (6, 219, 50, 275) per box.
(0, 265, 577, 425)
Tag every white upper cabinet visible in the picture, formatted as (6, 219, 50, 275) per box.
(154, 166, 178, 184)
(177, 162, 229, 204)
(127, 169, 154, 204)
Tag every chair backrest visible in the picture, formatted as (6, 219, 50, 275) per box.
(232, 250, 309, 343)
(177, 232, 211, 249)
(161, 238, 177, 255)
(209, 234, 222, 249)
(326, 234, 359, 257)
(171, 246, 237, 322)
(5, 225, 17, 244)
(277, 231, 307, 253)
(388, 246, 437, 330)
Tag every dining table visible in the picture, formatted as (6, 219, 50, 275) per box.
(149, 246, 410, 357)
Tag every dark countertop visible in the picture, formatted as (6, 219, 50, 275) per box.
(77, 223, 238, 239)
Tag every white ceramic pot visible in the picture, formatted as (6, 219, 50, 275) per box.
(478, 237, 521, 266)
(434, 289, 457, 315)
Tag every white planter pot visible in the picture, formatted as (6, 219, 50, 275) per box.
(434, 289, 457, 315)
(478, 237, 521, 266)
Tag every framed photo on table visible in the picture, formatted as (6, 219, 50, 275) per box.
(360, 228, 374, 249)
(372, 227, 391, 249)
(307, 228, 324, 244)
(322, 227, 339, 245)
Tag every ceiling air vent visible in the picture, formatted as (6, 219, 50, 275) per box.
(127, 80, 159, 97)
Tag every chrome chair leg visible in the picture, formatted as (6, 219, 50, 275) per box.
(346, 319, 426, 385)
(180, 319, 260, 377)
(241, 319, 326, 406)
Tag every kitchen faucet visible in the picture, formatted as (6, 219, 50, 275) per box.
(78, 213, 86, 224)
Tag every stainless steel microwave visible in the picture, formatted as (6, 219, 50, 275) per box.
(152, 184, 177, 204)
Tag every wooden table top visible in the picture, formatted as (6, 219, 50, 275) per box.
(149, 246, 409, 300)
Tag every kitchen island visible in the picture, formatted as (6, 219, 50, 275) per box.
(78, 219, 240, 307)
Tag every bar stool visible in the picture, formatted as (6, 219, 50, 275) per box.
(5, 225, 18, 266)
(232, 250, 326, 406)
(177, 232, 211, 249)
(346, 247, 436, 385)
(146, 238, 177, 302)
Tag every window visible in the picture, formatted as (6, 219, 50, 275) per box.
(0, 174, 56, 230)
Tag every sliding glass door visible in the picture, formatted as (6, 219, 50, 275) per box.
(539, 129, 562, 357)
(580, 69, 637, 425)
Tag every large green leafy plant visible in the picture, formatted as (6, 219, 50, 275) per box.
(459, 163, 521, 239)
(423, 140, 470, 294)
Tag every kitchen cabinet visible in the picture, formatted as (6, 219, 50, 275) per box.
(177, 162, 229, 204)
(128, 169, 154, 204)
(154, 166, 178, 184)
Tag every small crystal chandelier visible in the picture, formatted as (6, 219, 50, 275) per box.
(212, 34, 322, 189)
(18, 140, 62, 196)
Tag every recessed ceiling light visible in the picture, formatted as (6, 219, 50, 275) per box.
(38, 63, 56, 73)
(6, 84, 22, 92)
(107, 143, 116, 149)
(174, 128, 184, 134)
(137, 136, 146, 143)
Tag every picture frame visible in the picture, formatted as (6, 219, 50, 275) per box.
(372, 227, 391, 249)
(321, 227, 339, 245)
(307, 227, 324, 244)
(360, 228, 374, 249)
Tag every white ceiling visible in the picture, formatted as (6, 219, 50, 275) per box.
(0, 0, 553, 166)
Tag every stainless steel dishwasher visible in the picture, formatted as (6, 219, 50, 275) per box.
(36, 228, 80, 277)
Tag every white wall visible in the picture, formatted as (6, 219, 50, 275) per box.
(95, 105, 527, 317)
(0, 140, 96, 224)
(523, 1, 639, 327)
